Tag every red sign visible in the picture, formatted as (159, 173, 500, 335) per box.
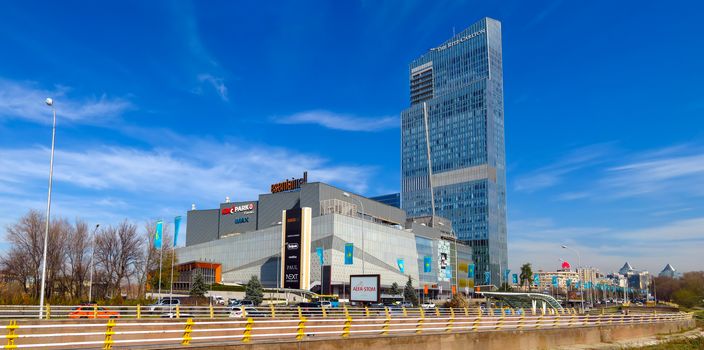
(221, 203, 255, 215)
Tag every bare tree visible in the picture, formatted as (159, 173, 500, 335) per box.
(95, 221, 142, 299)
(1, 210, 68, 300)
(62, 219, 90, 300)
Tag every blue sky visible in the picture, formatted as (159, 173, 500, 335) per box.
(1, 1, 703, 274)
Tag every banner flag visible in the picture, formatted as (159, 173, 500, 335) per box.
(423, 256, 432, 273)
(552, 275, 558, 287)
(512, 273, 518, 284)
(154, 220, 163, 249)
(566, 279, 572, 287)
(173, 216, 181, 247)
(397, 258, 405, 273)
(424, 284, 429, 295)
(533, 273, 540, 286)
(316, 247, 324, 265)
(504, 269, 510, 282)
(344, 243, 353, 265)
(484, 271, 491, 285)
(468, 264, 475, 279)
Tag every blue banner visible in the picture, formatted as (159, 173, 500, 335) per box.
(552, 275, 558, 287)
(533, 273, 540, 286)
(344, 243, 353, 265)
(504, 269, 510, 282)
(173, 216, 181, 247)
(566, 279, 572, 287)
(397, 258, 405, 273)
(154, 220, 163, 249)
(423, 256, 432, 273)
(512, 273, 518, 284)
(446, 266, 452, 278)
(484, 271, 491, 285)
(468, 264, 475, 279)
(316, 247, 324, 265)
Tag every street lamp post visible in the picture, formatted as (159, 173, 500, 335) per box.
(343, 192, 365, 274)
(39, 98, 57, 319)
(88, 224, 100, 302)
(561, 245, 584, 313)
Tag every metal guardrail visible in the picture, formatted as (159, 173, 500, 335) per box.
(0, 306, 693, 349)
(0, 304, 556, 320)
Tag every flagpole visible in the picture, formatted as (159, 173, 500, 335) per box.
(169, 216, 180, 304)
(157, 220, 164, 301)
(169, 245, 175, 303)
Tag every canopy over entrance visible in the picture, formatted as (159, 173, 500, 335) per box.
(481, 292, 564, 312)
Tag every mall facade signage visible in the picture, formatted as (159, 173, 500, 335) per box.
(281, 207, 311, 290)
(271, 171, 308, 193)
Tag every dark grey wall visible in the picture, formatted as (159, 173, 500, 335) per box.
(219, 201, 259, 236)
(186, 209, 219, 246)
(189, 182, 409, 247)
(257, 190, 301, 230)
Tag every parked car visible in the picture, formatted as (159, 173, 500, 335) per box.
(161, 312, 193, 318)
(148, 298, 180, 312)
(229, 307, 267, 318)
(239, 300, 255, 307)
(400, 302, 413, 308)
(212, 296, 226, 305)
(69, 306, 120, 319)
(421, 303, 436, 309)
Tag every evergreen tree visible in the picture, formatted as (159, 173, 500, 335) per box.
(189, 271, 208, 297)
(245, 275, 264, 306)
(389, 282, 401, 296)
(403, 275, 419, 306)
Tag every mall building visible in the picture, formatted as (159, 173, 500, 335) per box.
(177, 174, 473, 298)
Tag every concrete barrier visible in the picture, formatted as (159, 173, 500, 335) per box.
(180, 318, 695, 350)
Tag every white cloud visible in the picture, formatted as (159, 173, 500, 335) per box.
(197, 74, 228, 102)
(513, 143, 613, 192)
(603, 153, 704, 198)
(0, 138, 376, 234)
(508, 217, 704, 274)
(0, 78, 132, 124)
(275, 110, 399, 132)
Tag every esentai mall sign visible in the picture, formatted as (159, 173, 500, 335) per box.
(271, 171, 308, 193)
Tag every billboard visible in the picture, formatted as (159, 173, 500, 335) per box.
(281, 207, 311, 290)
(219, 201, 258, 236)
(437, 240, 450, 282)
(350, 275, 380, 303)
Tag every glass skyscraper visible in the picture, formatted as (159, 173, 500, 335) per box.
(401, 17, 507, 284)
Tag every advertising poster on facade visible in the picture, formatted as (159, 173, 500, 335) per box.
(437, 240, 450, 282)
(281, 207, 311, 290)
(350, 275, 380, 303)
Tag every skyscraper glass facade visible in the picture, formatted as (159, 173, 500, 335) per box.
(401, 17, 507, 284)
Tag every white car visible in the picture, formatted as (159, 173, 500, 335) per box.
(149, 299, 180, 312)
(421, 303, 436, 309)
(213, 296, 225, 305)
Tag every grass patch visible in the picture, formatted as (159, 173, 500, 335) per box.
(626, 336, 704, 350)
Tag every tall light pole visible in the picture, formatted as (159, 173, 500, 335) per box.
(561, 245, 584, 313)
(343, 192, 365, 274)
(88, 224, 100, 302)
(39, 98, 57, 319)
